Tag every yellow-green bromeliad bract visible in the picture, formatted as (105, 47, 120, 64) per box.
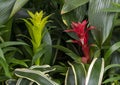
(23, 10, 51, 65)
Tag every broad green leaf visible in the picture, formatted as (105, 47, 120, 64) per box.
(0, 41, 28, 48)
(62, 4, 87, 27)
(53, 45, 81, 62)
(104, 41, 120, 63)
(6, 79, 16, 85)
(0, 48, 11, 78)
(86, 58, 104, 85)
(65, 67, 75, 85)
(102, 3, 120, 12)
(88, 0, 119, 46)
(9, 0, 28, 18)
(0, 0, 15, 25)
(65, 62, 86, 85)
(41, 29, 52, 65)
(16, 78, 33, 85)
(61, 0, 89, 14)
(15, 69, 59, 85)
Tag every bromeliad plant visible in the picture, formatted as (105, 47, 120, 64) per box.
(23, 11, 51, 65)
(64, 20, 94, 63)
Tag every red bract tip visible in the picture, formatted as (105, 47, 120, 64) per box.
(65, 20, 94, 64)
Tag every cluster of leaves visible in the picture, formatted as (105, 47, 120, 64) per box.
(1, 0, 120, 85)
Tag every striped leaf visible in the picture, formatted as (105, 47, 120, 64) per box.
(88, 0, 120, 46)
(65, 62, 86, 85)
(16, 78, 33, 85)
(15, 69, 59, 85)
(85, 58, 104, 85)
(61, 0, 89, 14)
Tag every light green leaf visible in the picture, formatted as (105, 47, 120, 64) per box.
(104, 64, 120, 72)
(0, 48, 11, 78)
(61, 0, 89, 14)
(32, 49, 46, 65)
(8, 57, 28, 67)
(0, 41, 28, 48)
(103, 76, 120, 84)
(104, 41, 120, 63)
(86, 58, 104, 85)
(9, 0, 28, 18)
(88, 0, 119, 46)
(0, 0, 15, 25)
(15, 69, 59, 85)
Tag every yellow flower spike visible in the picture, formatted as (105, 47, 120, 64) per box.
(23, 10, 51, 65)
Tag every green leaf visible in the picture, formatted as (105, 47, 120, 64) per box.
(15, 68, 59, 85)
(103, 76, 120, 84)
(7, 57, 28, 67)
(62, 5, 87, 27)
(61, 0, 89, 14)
(9, 0, 28, 18)
(104, 64, 120, 72)
(41, 29, 52, 65)
(104, 41, 120, 63)
(53, 45, 81, 62)
(0, 41, 28, 48)
(65, 62, 86, 85)
(6, 79, 16, 85)
(88, 0, 119, 46)
(16, 78, 33, 85)
(0, 48, 11, 78)
(30, 65, 55, 73)
(86, 58, 104, 85)
(65, 67, 75, 85)
(32, 48, 46, 65)
(102, 3, 120, 12)
(0, 0, 15, 25)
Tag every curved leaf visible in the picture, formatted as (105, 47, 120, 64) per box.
(104, 64, 120, 72)
(104, 41, 120, 62)
(88, 0, 119, 46)
(0, 48, 11, 78)
(9, 0, 28, 18)
(41, 30, 52, 64)
(86, 58, 104, 85)
(16, 78, 33, 85)
(103, 76, 120, 84)
(61, 0, 89, 14)
(0, 41, 28, 48)
(0, 0, 15, 25)
(62, 5, 87, 27)
(15, 69, 59, 85)
(53, 45, 81, 62)
(65, 62, 86, 85)
(65, 67, 75, 85)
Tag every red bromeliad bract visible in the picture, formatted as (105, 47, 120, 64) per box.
(65, 20, 94, 63)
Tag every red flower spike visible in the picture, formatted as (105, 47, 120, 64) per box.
(64, 20, 94, 63)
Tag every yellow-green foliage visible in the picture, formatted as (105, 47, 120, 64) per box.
(23, 11, 51, 53)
